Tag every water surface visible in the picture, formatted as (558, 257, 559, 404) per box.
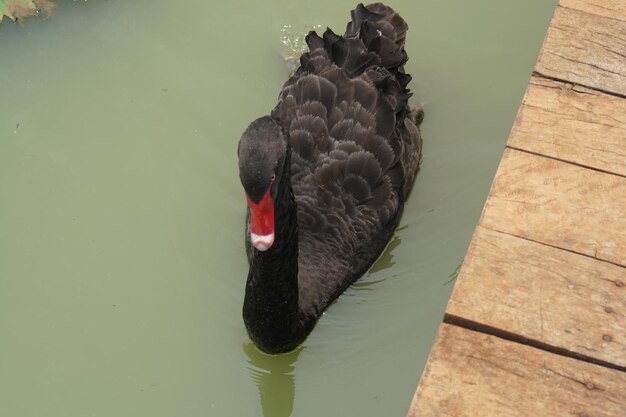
(0, 1, 556, 416)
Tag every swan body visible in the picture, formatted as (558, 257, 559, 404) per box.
(238, 3, 422, 354)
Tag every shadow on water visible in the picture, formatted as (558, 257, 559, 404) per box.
(243, 343, 303, 417)
(367, 232, 403, 274)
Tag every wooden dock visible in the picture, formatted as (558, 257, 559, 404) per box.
(407, 1, 626, 415)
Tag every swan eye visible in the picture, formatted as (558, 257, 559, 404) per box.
(270, 173, 276, 182)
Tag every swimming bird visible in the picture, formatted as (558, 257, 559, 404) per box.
(238, 3, 423, 354)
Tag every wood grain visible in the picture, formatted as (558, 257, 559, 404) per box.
(407, 324, 626, 417)
(407, 3, 626, 416)
(481, 149, 626, 267)
(509, 76, 626, 177)
(535, 5, 626, 96)
(560, 0, 626, 21)
(447, 226, 626, 368)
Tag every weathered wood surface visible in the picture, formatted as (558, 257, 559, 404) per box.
(535, 3, 626, 96)
(481, 148, 626, 267)
(559, 0, 626, 21)
(447, 226, 626, 368)
(408, 324, 626, 417)
(509, 76, 626, 177)
(407, 1, 626, 415)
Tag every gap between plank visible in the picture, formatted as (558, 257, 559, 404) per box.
(443, 314, 626, 374)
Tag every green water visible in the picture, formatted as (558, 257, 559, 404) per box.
(0, 1, 556, 416)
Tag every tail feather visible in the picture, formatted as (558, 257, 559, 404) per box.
(292, 3, 420, 147)
(345, 3, 408, 70)
(300, 3, 410, 81)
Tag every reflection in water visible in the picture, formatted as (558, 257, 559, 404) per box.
(243, 343, 303, 417)
(444, 263, 462, 286)
(367, 233, 402, 274)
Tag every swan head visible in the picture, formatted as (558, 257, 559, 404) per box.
(238, 116, 288, 252)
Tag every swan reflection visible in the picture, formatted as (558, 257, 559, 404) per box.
(243, 343, 303, 417)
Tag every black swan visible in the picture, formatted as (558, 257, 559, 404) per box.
(237, 3, 423, 354)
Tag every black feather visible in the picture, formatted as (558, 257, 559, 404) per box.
(240, 3, 423, 354)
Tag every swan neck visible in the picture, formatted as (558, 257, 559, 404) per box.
(243, 161, 307, 354)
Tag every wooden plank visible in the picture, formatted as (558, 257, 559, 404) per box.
(481, 149, 626, 267)
(407, 3, 626, 416)
(509, 76, 626, 177)
(560, 0, 626, 22)
(407, 324, 626, 417)
(447, 226, 626, 368)
(535, 5, 626, 96)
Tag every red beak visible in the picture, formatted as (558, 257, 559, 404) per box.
(246, 187, 275, 251)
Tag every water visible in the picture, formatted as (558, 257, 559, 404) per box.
(0, 1, 556, 416)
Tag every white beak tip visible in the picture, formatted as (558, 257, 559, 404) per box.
(250, 232, 275, 251)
